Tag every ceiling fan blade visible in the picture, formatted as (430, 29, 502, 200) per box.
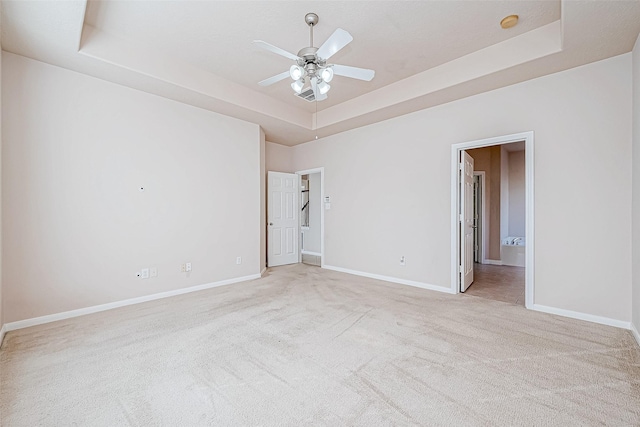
(253, 40, 300, 61)
(331, 64, 375, 81)
(258, 71, 291, 87)
(316, 28, 353, 61)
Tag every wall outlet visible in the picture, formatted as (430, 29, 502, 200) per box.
(236, 256, 242, 265)
(141, 268, 150, 279)
(400, 256, 406, 266)
(180, 264, 186, 272)
(186, 262, 192, 272)
(150, 267, 157, 278)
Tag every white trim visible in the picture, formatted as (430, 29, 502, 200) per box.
(524, 134, 535, 309)
(3, 273, 261, 332)
(296, 167, 325, 268)
(483, 259, 503, 266)
(532, 304, 631, 330)
(301, 250, 322, 256)
(324, 265, 455, 295)
(451, 131, 535, 309)
(0, 324, 7, 348)
(260, 267, 267, 276)
(631, 322, 640, 348)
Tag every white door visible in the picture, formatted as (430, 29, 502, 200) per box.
(268, 171, 299, 267)
(460, 151, 474, 291)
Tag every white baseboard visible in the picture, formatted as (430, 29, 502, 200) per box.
(482, 259, 503, 266)
(301, 251, 322, 257)
(323, 265, 455, 294)
(532, 304, 631, 330)
(0, 324, 6, 348)
(4, 273, 261, 333)
(631, 322, 640, 348)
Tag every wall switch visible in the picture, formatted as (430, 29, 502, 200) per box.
(141, 268, 150, 279)
(186, 262, 192, 272)
(400, 256, 406, 266)
(150, 267, 157, 278)
(236, 257, 242, 265)
(180, 264, 186, 272)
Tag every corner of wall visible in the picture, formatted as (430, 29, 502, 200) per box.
(260, 129, 266, 273)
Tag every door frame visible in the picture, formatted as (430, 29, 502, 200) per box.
(296, 167, 325, 267)
(450, 132, 534, 309)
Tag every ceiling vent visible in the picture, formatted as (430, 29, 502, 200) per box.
(296, 88, 316, 102)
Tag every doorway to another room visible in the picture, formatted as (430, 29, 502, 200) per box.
(299, 171, 323, 266)
(266, 168, 324, 268)
(451, 132, 534, 308)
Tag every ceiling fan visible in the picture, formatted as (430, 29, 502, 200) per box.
(253, 13, 375, 102)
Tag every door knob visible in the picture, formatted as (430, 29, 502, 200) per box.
(269, 223, 273, 226)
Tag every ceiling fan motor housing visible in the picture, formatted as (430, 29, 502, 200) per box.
(296, 47, 327, 79)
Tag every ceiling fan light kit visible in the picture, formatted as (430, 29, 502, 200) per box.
(254, 12, 375, 102)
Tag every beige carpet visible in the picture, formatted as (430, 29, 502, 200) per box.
(1, 264, 639, 426)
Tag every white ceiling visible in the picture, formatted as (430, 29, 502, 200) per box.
(2, 1, 640, 145)
(83, 1, 560, 111)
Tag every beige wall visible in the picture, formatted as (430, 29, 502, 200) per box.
(266, 141, 293, 173)
(291, 53, 632, 322)
(2, 53, 261, 322)
(508, 150, 526, 237)
(467, 146, 501, 260)
(632, 33, 640, 334)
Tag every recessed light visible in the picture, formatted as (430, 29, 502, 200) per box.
(500, 15, 519, 29)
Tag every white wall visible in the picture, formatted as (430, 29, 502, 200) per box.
(632, 33, 640, 336)
(302, 172, 321, 254)
(2, 53, 261, 323)
(292, 54, 632, 323)
(0, 11, 4, 337)
(266, 141, 293, 173)
(508, 150, 525, 237)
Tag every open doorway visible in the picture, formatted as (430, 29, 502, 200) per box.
(451, 132, 534, 308)
(297, 168, 325, 267)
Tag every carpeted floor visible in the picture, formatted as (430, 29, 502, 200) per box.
(1, 263, 639, 426)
